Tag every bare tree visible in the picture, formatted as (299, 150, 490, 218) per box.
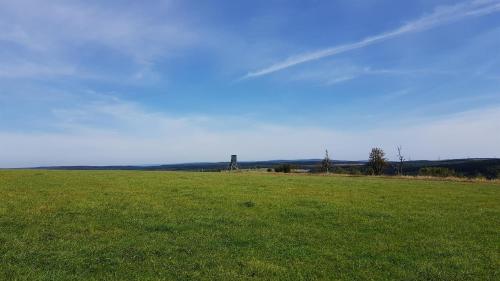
(321, 149, 332, 173)
(396, 145, 405, 176)
(368, 148, 387, 175)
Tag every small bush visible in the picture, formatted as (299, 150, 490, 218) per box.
(267, 168, 273, 172)
(332, 166, 347, 174)
(483, 167, 500, 179)
(419, 167, 455, 177)
(274, 164, 292, 173)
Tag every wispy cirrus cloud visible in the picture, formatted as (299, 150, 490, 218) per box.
(243, 0, 500, 79)
(0, 0, 197, 59)
(0, 0, 197, 80)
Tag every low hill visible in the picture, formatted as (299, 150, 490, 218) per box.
(30, 158, 500, 179)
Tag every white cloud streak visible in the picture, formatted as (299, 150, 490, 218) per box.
(291, 63, 457, 86)
(243, 0, 500, 79)
(0, 61, 76, 78)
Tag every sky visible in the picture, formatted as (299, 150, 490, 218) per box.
(1, 0, 500, 167)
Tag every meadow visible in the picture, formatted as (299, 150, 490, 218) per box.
(0, 170, 498, 280)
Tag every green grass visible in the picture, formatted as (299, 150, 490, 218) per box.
(0, 170, 499, 281)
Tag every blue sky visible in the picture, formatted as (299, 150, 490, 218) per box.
(1, 0, 500, 167)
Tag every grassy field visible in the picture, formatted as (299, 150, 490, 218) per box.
(0, 170, 499, 280)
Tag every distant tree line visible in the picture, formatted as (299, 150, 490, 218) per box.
(310, 146, 499, 179)
(257, 146, 498, 179)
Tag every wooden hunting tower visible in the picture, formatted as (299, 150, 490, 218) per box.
(229, 154, 238, 170)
